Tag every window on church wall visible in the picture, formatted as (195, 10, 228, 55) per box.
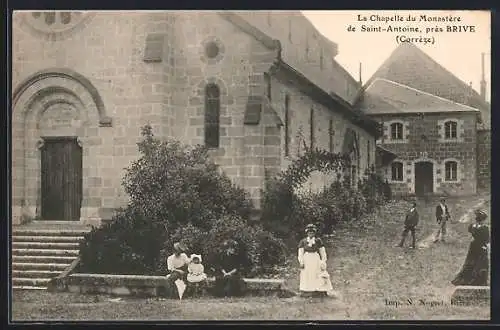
(310, 107, 315, 149)
(328, 119, 334, 152)
(264, 73, 271, 101)
(445, 161, 458, 181)
(31, 11, 80, 26)
(305, 34, 309, 60)
(390, 122, 403, 140)
(391, 162, 404, 181)
(444, 121, 458, 139)
(204, 84, 220, 148)
(319, 49, 324, 70)
(284, 95, 290, 156)
(367, 140, 371, 169)
(288, 18, 293, 42)
(351, 165, 357, 187)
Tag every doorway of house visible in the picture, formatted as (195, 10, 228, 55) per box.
(414, 161, 434, 196)
(40, 137, 83, 221)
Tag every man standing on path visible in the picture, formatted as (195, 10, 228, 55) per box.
(434, 198, 451, 243)
(396, 202, 419, 249)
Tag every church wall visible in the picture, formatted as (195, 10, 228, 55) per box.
(170, 12, 277, 208)
(12, 10, 377, 223)
(12, 11, 176, 223)
(269, 77, 376, 192)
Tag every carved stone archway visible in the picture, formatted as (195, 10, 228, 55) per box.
(12, 69, 110, 224)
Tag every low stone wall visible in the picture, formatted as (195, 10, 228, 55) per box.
(48, 273, 296, 298)
(450, 286, 490, 306)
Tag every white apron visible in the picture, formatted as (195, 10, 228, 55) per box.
(300, 252, 324, 292)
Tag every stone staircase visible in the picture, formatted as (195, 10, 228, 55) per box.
(12, 225, 91, 290)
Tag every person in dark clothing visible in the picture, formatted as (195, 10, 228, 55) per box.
(451, 209, 490, 286)
(434, 198, 451, 243)
(213, 239, 247, 297)
(396, 202, 419, 249)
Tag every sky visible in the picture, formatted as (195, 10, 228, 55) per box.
(302, 10, 491, 101)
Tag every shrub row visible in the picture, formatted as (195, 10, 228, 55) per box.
(78, 125, 391, 277)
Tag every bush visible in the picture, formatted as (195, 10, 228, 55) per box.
(79, 208, 166, 275)
(202, 214, 287, 277)
(78, 125, 286, 276)
(260, 149, 389, 246)
(359, 166, 391, 212)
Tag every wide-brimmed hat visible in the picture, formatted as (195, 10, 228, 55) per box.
(173, 242, 187, 252)
(475, 209, 488, 221)
(305, 223, 317, 233)
(190, 254, 202, 262)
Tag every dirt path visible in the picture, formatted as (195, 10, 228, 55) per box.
(314, 194, 490, 319)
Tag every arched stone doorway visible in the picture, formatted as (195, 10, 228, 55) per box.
(12, 68, 110, 224)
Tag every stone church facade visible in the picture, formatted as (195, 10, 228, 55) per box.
(12, 11, 380, 225)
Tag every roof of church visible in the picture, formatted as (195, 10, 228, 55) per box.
(218, 11, 361, 105)
(359, 78, 481, 115)
(360, 43, 490, 126)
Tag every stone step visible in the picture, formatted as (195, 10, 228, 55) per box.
(12, 285, 47, 291)
(12, 262, 70, 271)
(13, 255, 77, 264)
(12, 277, 52, 287)
(12, 248, 79, 256)
(12, 269, 61, 278)
(12, 235, 84, 243)
(12, 229, 90, 237)
(12, 241, 80, 249)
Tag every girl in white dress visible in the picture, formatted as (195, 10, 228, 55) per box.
(187, 254, 207, 283)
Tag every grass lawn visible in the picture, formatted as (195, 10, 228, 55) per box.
(12, 195, 490, 321)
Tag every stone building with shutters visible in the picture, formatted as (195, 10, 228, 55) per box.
(12, 11, 381, 226)
(356, 43, 490, 197)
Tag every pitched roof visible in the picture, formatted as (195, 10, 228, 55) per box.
(218, 11, 361, 105)
(362, 43, 490, 125)
(359, 78, 481, 115)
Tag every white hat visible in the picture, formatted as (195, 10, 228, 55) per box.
(190, 254, 202, 262)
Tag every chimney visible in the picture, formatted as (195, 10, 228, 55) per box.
(359, 62, 363, 85)
(480, 52, 486, 101)
(468, 82, 473, 103)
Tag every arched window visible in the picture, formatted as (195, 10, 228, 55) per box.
(367, 140, 371, 169)
(328, 119, 334, 152)
(284, 94, 290, 156)
(445, 161, 458, 181)
(391, 162, 404, 181)
(319, 48, 324, 70)
(309, 107, 315, 149)
(444, 121, 458, 139)
(205, 84, 220, 148)
(288, 19, 292, 42)
(390, 122, 403, 140)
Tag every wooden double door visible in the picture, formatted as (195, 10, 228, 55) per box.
(40, 137, 83, 221)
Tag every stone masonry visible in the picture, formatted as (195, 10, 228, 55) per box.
(372, 112, 478, 196)
(12, 11, 378, 225)
(476, 129, 490, 190)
